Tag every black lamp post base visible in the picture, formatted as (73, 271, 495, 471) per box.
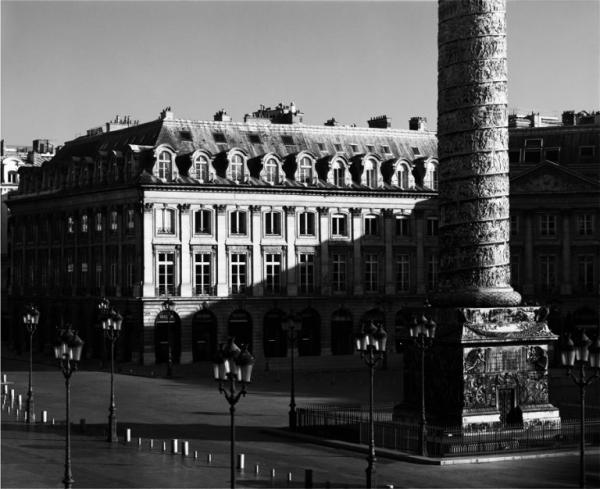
(108, 416, 118, 443)
(26, 392, 34, 424)
(63, 475, 74, 489)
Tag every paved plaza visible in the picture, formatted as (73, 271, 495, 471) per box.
(1, 350, 599, 488)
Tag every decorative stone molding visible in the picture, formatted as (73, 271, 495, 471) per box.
(143, 202, 154, 212)
(177, 203, 191, 213)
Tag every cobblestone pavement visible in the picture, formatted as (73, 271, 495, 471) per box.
(2, 352, 599, 488)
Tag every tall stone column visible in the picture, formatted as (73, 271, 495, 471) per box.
(436, 0, 521, 307)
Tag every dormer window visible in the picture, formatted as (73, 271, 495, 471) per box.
(381, 145, 391, 154)
(350, 144, 359, 153)
(423, 161, 438, 190)
(363, 158, 379, 188)
(396, 162, 410, 189)
(192, 155, 210, 181)
(297, 156, 314, 183)
(330, 158, 347, 187)
(213, 132, 226, 143)
(264, 157, 279, 184)
(248, 134, 261, 144)
(281, 135, 294, 146)
(334, 143, 343, 152)
(229, 153, 245, 183)
(157, 151, 173, 180)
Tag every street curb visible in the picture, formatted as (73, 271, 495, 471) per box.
(262, 428, 600, 466)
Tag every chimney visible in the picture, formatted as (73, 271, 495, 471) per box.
(367, 115, 391, 129)
(562, 110, 576, 126)
(324, 117, 339, 127)
(409, 116, 427, 131)
(214, 109, 232, 122)
(160, 107, 174, 120)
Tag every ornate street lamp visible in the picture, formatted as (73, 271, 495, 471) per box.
(54, 327, 84, 489)
(162, 298, 175, 378)
(212, 338, 255, 489)
(98, 298, 122, 443)
(283, 311, 301, 430)
(355, 320, 387, 489)
(408, 313, 436, 457)
(560, 330, 600, 488)
(22, 304, 40, 424)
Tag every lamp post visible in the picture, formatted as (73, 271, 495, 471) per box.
(355, 321, 387, 489)
(212, 338, 255, 489)
(162, 298, 175, 378)
(560, 331, 600, 488)
(23, 304, 40, 424)
(98, 298, 122, 443)
(54, 327, 84, 489)
(283, 311, 301, 430)
(408, 313, 436, 457)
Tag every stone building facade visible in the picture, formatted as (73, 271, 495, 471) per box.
(6, 106, 441, 367)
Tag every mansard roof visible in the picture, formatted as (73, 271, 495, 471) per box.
(57, 116, 437, 163)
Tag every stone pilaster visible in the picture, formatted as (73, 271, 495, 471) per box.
(436, 0, 520, 307)
(142, 203, 154, 297)
(179, 204, 192, 297)
(215, 205, 228, 297)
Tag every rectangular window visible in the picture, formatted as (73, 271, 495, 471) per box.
(366, 145, 375, 153)
(230, 211, 247, 235)
(544, 147, 560, 162)
(365, 168, 376, 188)
(577, 214, 594, 236)
(334, 143, 343, 152)
(67, 216, 75, 234)
(157, 252, 175, 295)
(381, 145, 391, 154)
(109, 259, 118, 288)
(395, 216, 411, 236)
(127, 209, 135, 230)
(525, 138, 542, 148)
(264, 211, 282, 236)
(364, 254, 379, 292)
(179, 131, 192, 141)
(110, 210, 118, 231)
(95, 212, 103, 232)
(80, 261, 88, 289)
(230, 253, 247, 294)
(426, 217, 439, 236)
(350, 144, 359, 153)
(510, 215, 519, 236)
(332, 253, 346, 293)
(524, 148, 541, 163)
(364, 215, 378, 236)
(298, 253, 315, 294)
(508, 150, 521, 163)
(579, 146, 595, 161)
(539, 255, 556, 290)
(331, 214, 348, 237)
(317, 142, 325, 151)
(248, 133, 261, 144)
(411, 146, 421, 156)
(213, 132, 226, 143)
(126, 262, 134, 291)
(396, 254, 410, 292)
(194, 210, 212, 234)
(427, 255, 438, 291)
(156, 208, 175, 234)
(264, 253, 281, 294)
(194, 253, 212, 295)
(95, 263, 103, 289)
(66, 253, 74, 286)
(281, 135, 294, 146)
(81, 215, 88, 233)
(540, 214, 556, 236)
(333, 167, 345, 186)
(299, 212, 315, 236)
(577, 255, 595, 292)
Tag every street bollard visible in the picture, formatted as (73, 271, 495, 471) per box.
(255, 464, 260, 476)
(287, 472, 293, 485)
(270, 469, 276, 479)
(18, 394, 22, 408)
(171, 439, 178, 454)
(207, 453, 212, 464)
(10, 389, 15, 403)
(194, 451, 198, 460)
(7, 406, 11, 414)
(305, 469, 313, 488)
(42, 410, 48, 423)
(150, 439, 154, 449)
(237, 453, 245, 470)
(125, 429, 132, 443)
(16, 408, 20, 419)
(162, 442, 167, 453)
(51, 418, 55, 425)
(138, 437, 142, 447)
(182, 441, 189, 457)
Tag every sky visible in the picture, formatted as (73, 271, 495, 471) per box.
(1, 0, 599, 146)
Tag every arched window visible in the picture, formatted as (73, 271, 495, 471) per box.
(331, 309, 353, 355)
(397, 163, 410, 189)
(154, 309, 181, 364)
(424, 162, 438, 190)
(193, 155, 209, 181)
(157, 151, 172, 180)
(298, 308, 321, 356)
(228, 309, 253, 351)
(7, 171, 18, 184)
(264, 158, 279, 184)
(331, 160, 346, 186)
(230, 153, 245, 182)
(263, 309, 286, 357)
(363, 158, 378, 188)
(192, 308, 218, 362)
(298, 156, 313, 183)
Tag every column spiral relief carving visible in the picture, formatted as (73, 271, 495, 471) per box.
(435, 0, 521, 307)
